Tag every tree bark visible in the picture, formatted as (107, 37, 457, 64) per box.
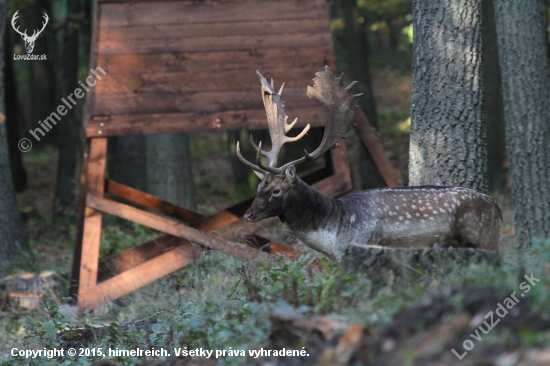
(0, 0, 30, 275)
(409, 0, 487, 193)
(53, 0, 84, 216)
(482, 0, 507, 194)
(146, 133, 196, 210)
(5, 29, 26, 192)
(108, 135, 147, 191)
(330, 0, 385, 189)
(227, 130, 259, 199)
(27, 1, 57, 144)
(494, 0, 550, 251)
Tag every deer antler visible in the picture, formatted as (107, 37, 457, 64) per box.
(237, 66, 362, 175)
(254, 71, 311, 168)
(11, 11, 28, 39)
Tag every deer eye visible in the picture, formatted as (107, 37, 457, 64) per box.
(272, 189, 281, 195)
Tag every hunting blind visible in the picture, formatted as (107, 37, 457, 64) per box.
(71, 0, 399, 310)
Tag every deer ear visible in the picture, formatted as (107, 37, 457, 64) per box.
(285, 166, 296, 183)
(253, 170, 265, 180)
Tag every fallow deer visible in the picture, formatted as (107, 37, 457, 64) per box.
(237, 67, 502, 262)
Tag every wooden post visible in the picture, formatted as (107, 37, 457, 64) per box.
(353, 109, 403, 187)
(76, 138, 107, 307)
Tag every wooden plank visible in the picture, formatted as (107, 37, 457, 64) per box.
(99, 32, 332, 55)
(96, 47, 334, 75)
(87, 195, 260, 260)
(92, 88, 317, 116)
(96, 67, 328, 96)
(100, 18, 329, 41)
(78, 138, 108, 296)
(83, 0, 101, 124)
(105, 180, 203, 223)
(70, 140, 91, 297)
(328, 140, 353, 190)
(97, 235, 198, 281)
(86, 107, 326, 136)
(79, 241, 198, 309)
(353, 109, 403, 187)
(100, 0, 328, 28)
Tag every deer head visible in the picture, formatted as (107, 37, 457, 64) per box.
(237, 67, 361, 222)
(12, 11, 49, 54)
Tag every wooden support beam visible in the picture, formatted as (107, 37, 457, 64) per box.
(97, 235, 200, 281)
(79, 241, 198, 309)
(70, 140, 91, 298)
(105, 180, 203, 223)
(353, 109, 403, 187)
(87, 195, 260, 261)
(78, 138, 108, 301)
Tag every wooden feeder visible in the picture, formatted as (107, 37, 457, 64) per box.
(71, 0, 399, 310)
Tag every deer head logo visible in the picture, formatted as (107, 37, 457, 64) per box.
(11, 11, 49, 54)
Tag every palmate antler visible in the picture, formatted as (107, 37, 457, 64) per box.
(237, 66, 362, 176)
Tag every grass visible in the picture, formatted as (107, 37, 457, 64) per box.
(1, 234, 549, 365)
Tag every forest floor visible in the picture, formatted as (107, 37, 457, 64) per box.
(2, 68, 547, 366)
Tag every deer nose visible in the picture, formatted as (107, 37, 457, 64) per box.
(244, 210, 254, 222)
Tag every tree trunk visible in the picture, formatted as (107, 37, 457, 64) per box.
(53, 0, 83, 216)
(227, 130, 259, 199)
(5, 29, 26, 192)
(0, 0, 30, 275)
(409, 0, 487, 193)
(27, 1, 57, 144)
(109, 133, 196, 210)
(108, 135, 147, 191)
(482, 0, 507, 194)
(330, 0, 384, 189)
(494, 0, 550, 251)
(146, 133, 196, 210)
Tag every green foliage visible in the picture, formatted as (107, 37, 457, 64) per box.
(236, 255, 374, 315)
(100, 222, 158, 258)
(2, 240, 550, 365)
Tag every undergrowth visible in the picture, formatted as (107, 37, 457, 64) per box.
(1, 240, 550, 365)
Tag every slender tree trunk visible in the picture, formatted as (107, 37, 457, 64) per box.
(27, 1, 57, 144)
(494, 0, 550, 251)
(330, 0, 384, 189)
(227, 130, 258, 199)
(146, 133, 196, 210)
(0, 0, 30, 275)
(409, 0, 487, 193)
(482, 0, 506, 194)
(53, 0, 83, 216)
(5, 29, 26, 192)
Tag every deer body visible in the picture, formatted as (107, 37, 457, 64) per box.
(244, 170, 501, 261)
(238, 68, 502, 261)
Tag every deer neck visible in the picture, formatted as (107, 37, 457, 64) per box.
(279, 178, 339, 233)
